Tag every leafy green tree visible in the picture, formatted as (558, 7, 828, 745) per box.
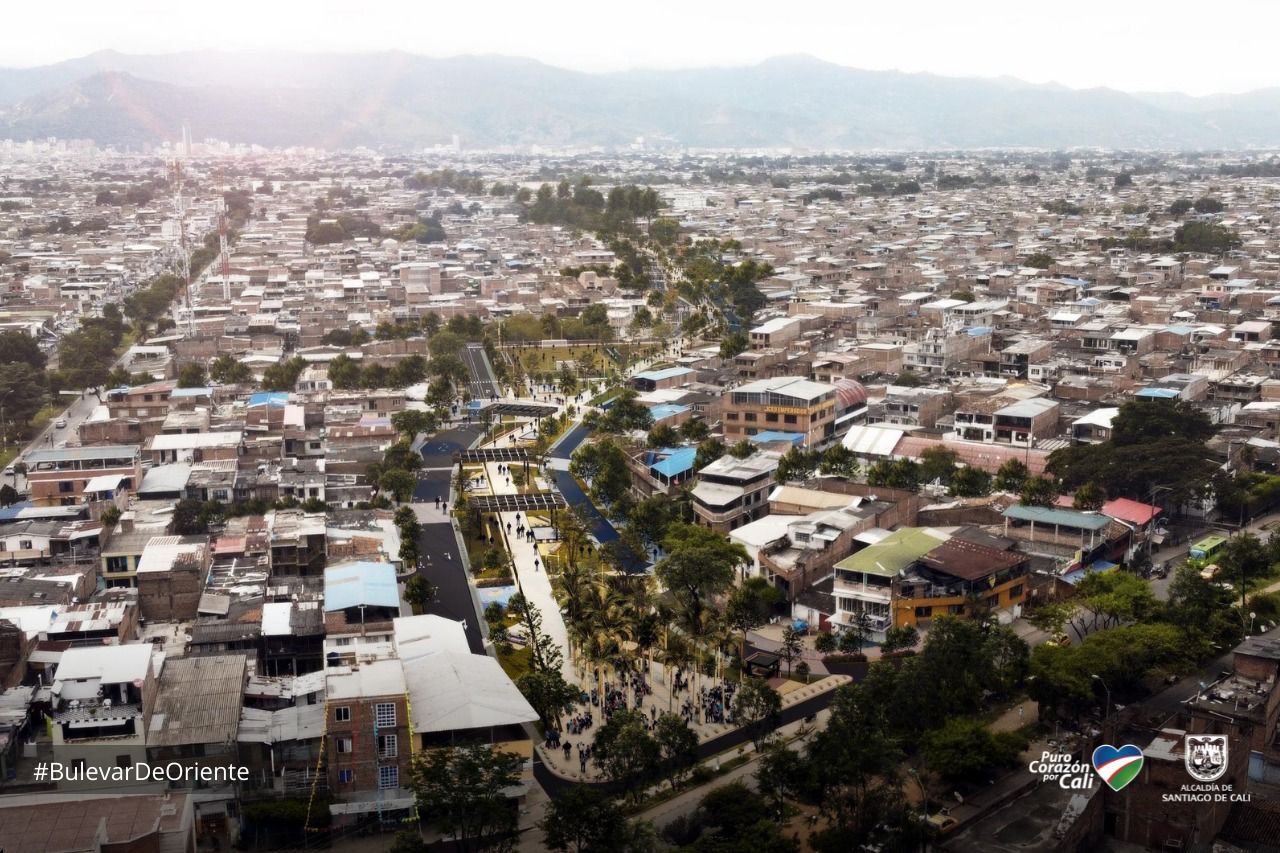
(209, 353, 251, 384)
(727, 576, 783, 657)
(628, 495, 676, 552)
(593, 709, 660, 792)
(948, 466, 991, 497)
(805, 683, 908, 849)
(695, 782, 798, 852)
(694, 438, 725, 471)
(775, 447, 820, 483)
(918, 447, 959, 485)
(0, 331, 46, 370)
(176, 362, 207, 388)
(1194, 196, 1225, 214)
(391, 409, 438, 439)
(654, 712, 699, 785)
(405, 575, 435, 612)
(734, 677, 782, 749)
(1072, 480, 1105, 510)
(409, 744, 523, 853)
(819, 444, 859, 479)
(260, 357, 306, 392)
(727, 440, 754, 459)
(780, 624, 804, 676)
(880, 625, 918, 655)
(656, 523, 748, 627)
(1024, 252, 1054, 269)
(646, 423, 679, 448)
(1168, 198, 1193, 216)
(1019, 475, 1060, 507)
(379, 469, 417, 503)
(719, 331, 749, 359)
(517, 668, 580, 730)
(866, 458, 920, 490)
(679, 418, 709, 442)
(0, 363, 46, 434)
(1173, 220, 1240, 253)
(1112, 399, 1215, 446)
(570, 438, 631, 507)
(922, 717, 1029, 785)
(540, 786, 634, 853)
(171, 498, 207, 535)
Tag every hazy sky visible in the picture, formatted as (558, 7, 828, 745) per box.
(7, 1, 1278, 96)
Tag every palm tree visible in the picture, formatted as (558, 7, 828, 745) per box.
(554, 560, 592, 660)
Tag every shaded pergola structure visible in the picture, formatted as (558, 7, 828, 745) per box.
(453, 448, 531, 464)
(467, 493, 567, 513)
(483, 402, 559, 418)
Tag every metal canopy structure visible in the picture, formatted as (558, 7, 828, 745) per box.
(468, 493, 567, 512)
(454, 448, 531, 464)
(483, 402, 559, 417)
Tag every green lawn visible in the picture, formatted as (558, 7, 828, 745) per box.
(497, 645, 534, 682)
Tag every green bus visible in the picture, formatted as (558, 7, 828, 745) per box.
(1190, 534, 1227, 561)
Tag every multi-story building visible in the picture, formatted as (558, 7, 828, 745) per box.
(719, 376, 838, 448)
(49, 644, 158, 777)
(903, 327, 992, 375)
(831, 527, 948, 641)
(325, 658, 415, 821)
(691, 450, 781, 533)
(136, 535, 211, 621)
(24, 445, 142, 506)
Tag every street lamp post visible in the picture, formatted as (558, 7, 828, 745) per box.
(1091, 674, 1111, 720)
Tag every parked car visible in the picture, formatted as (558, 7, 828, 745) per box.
(54, 418, 67, 429)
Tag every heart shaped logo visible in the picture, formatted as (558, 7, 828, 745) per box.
(1092, 744, 1144, 791)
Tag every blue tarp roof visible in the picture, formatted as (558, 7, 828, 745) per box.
(649, 403, 690, 421)
(749, 430, 805, 445)
(324, 562, 399, 611)
(1063, 560, 1119, 586)
(966, 326, 993, 336)
(649, 447, 697, 478)
(247, 392, 289, 408)
(1136, 387, 1180, 399)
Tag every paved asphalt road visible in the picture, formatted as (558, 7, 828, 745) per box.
(415, 424, 484, 653)
(462, 344, 502, 401)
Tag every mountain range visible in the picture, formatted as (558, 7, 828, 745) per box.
(4, 50, 1280, 151)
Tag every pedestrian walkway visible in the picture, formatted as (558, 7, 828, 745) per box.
(484, 458, 575, 685)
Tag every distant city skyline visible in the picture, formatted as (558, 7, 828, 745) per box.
(10, 0, 1280, 97)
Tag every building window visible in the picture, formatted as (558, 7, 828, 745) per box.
(378, 734, 398, 758)
(338, 769, 354, 784)
(765, 413, 778, 423)
(914, 606, 932, 618)
(59, 481, 73, 493)
(784, 414, 798, 424)
(335, 737, 352, 754)
(1008, 584, 1023, 599)
(378, 766, 400, 789)
(19, 540, 32, 550)
(744, 413, 757, 422)
(727, 413, 738, 421)
(334, 706, 351, 723)
(375, 703, 396, 728)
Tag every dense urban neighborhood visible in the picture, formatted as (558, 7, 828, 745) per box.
(3, 135, 1280, 853)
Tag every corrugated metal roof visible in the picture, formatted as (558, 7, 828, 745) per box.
(323, 561, 399, 611)
(1002, 505, 1112, 530)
